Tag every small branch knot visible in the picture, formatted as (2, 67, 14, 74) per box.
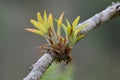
(116, 5, 120, 12)
(116, 5, 120, 9)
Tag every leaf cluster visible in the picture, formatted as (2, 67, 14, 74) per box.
(25, 11, 87, 63)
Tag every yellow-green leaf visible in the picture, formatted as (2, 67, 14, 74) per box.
(30, 19, 48, 33)
(74, 24, 87, 37)
(75, 34, 84, 44)
(57, 12, 64, 36)
(61, 23, 67, 38)
(66, 19, 71, 28)
(37, 12, 43, 23)
(72, 16, 80, 31)
(58, 12, 64, 26)
(44, 10, 48, 28)
(48, 13, 53, 28)
(70, 34, 84, 46)
(66, 19, 71, 37)
(25, 28, 45, 36)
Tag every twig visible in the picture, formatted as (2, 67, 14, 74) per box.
(23, 2, 120, 80)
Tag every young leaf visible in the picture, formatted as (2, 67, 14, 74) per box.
(37, 12, 43, 23)
(75, 34, 84, 44)
(74, 23, 87, 37)
(70, 34, 84, 46)
(57, 12, 64, 36)
(72, 16, 80, 31)
(44, 10, 49, 28)
(58, 12, 64, 26)
(66, 19, 71, 38)
(25, 28, 45, 36)
(48, 13, 54, 29)
(30, 19, 48, 33)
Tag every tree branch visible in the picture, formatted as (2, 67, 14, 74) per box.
(23, 2, 120, 80)
(23, 52, 54, 80)
(77, 2, 120, 35)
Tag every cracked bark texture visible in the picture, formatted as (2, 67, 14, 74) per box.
(23, 2, 120, 80)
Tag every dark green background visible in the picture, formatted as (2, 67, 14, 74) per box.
(0, 0, 120, 80)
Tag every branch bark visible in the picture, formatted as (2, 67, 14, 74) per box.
(23, 2, 120, 80)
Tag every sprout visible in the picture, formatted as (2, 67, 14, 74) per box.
(25, 11, 87, 64)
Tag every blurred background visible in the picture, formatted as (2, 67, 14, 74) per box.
(0, 0, 120, 80)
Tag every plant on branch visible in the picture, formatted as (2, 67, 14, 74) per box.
(25, 11, 86, 64)
(23, 2, 120, 80)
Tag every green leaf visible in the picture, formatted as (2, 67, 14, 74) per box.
(61, 23, 67, 38)
(66, 19, 71, 37)
(74, 23, 87, 38)
(75, 34, 84, 44)
(72, 16, 80, 31)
